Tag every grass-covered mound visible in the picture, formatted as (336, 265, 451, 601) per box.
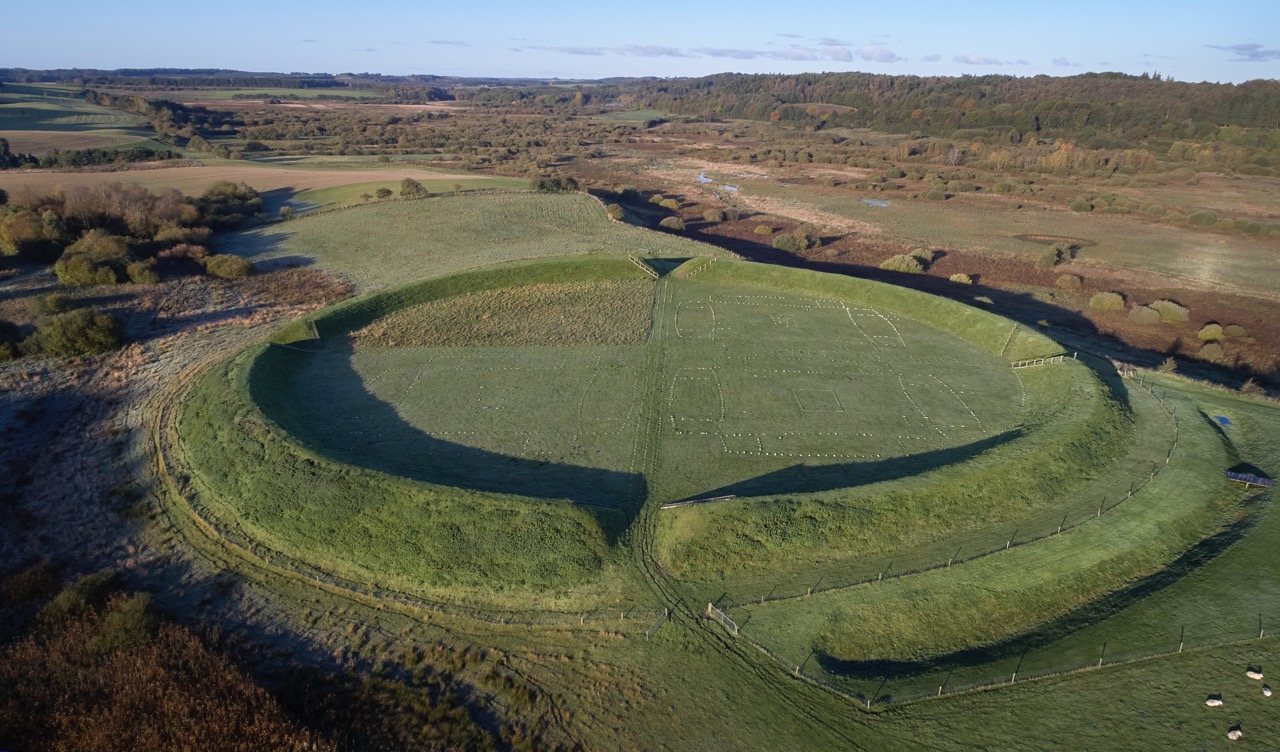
(180, 253, 1111, 613)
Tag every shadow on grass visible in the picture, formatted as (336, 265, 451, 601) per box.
(681, 428, 1023, 501)
(813, 497, 1269, 681)
(249, 342, 645, 541)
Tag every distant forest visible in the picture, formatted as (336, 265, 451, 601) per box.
(587, 72, 1280, 143)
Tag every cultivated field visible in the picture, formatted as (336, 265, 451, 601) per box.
(0, 82, 154, 153)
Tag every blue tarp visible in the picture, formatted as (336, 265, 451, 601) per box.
(861, 198, 890, 207)
(696, 172, 713, 183)
(1216, 415, 1232, 426)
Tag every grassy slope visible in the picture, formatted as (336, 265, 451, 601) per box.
(659, 363, 1162, 599)
(179, 258, 660, 612)
(871, 383, 1280, 748)
(740, 383, 1238, 666)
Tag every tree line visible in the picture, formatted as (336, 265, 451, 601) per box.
(0, 139, 181, 170)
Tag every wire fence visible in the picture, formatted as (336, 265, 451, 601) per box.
(704, 595, 1280, 710)
(703, 377, 1181, 610)
(687, 373, 1278, 708)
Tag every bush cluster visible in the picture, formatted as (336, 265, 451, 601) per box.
(879, 254, 925, 274)
(1088, 291, 1125, 311)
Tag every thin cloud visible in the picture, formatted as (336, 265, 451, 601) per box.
(1052, 57, 1082, 67)
(301, 38, 316, 43)
(857, 45, 904, 63)
(427, 40, 468, 47)
(621, 45, 692, 58)
(818, 38, 852, 47)
(525, 42, 901, 63)
(1207, 43, 1280, 61)
(954, 54, 1003, 65)
(921, 53, 941, 62)
(776, 33, 802, 39)
(695, 47, 766, 60)
(530, 45, 607, 56)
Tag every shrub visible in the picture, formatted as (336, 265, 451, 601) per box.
(399, 178, 428, 198)
(1149, 299, 1190, 323)
(659, 198, 681, 211)
(126, 261, 159, 285)
(949, 273, 973, 285)
(658, 216, 685, 232)
(753, 225, 773, 235)
(909, 248, 935, 266)
(1224, 324, 1247, 337)
(89, 593, 156, 656)
(205, 254, 253, 280)
(1198, 323, 1224, 341)
(649, 194, 666, 205)
(0, 320, 18, 362)
(1088, 291, 1125, 311)
(38, 571, 118, 627)
(1157, 356, 1177, 373)
(1241, 378, 1265, 397)
(1198, 342, 1224, 362)
(374, 187, 394, 200)
(1069, 196, 1093, 212)
(154, 225, 212, 246)
(879, 254, 925, 274)
(724, 207, 742, 221)
(1187, 209, 1218, 226)
(158, 243, 208, 262)
(54, 253, 118, 286)
(604, 203, 624, 219)
(1055, 274, 1082, 290)
(28, 293, 72, 317)
(1128, 305, 1161, 324)
(1035, 247, 1064, 270)
(925, 188, 948, 201)
(703, 209, 726, 223)
(1, 559, 60, 606)
(22, 309, 123, 357)
(771, 234, 801, 252)
(532, 175, 579, 193)
(992, 181, 1015, 193)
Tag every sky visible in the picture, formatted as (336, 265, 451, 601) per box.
(4, 0, 1279, 83)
